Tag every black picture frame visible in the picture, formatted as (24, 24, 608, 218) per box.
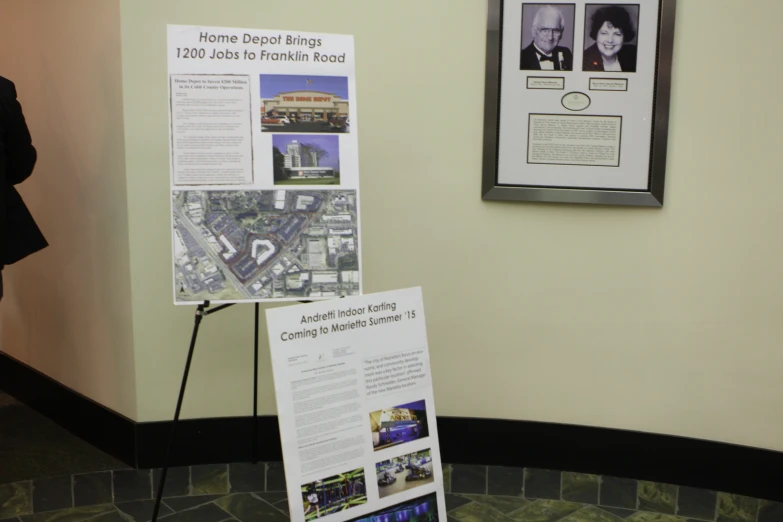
(482, 0, 677, 207)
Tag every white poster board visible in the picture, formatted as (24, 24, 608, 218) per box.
(266, 287, 446, 522)
(167, 25, 362, 304)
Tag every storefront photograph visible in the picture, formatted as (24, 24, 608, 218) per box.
(261, 74, 350, 133)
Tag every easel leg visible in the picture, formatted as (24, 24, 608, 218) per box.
(252, 303, 260, 463)
(151, 302, 207, 522)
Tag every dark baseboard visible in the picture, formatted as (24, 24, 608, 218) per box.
(134, 415, 282, 469)
(436, 417, 783, 501)
(2, 351, 783, 501)
(0, 350, 137, 466)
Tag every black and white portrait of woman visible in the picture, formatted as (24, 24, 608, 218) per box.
(583, 5, 640, 72)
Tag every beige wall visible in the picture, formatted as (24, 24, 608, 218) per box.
(119, 0, 783, 452)
(4, 0, 775, 452)
(0, 0, 137, 418)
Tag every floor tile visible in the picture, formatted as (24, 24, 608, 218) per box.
(508, 499, 583, 521)
(148, 502, 227, 522)
(624, 513, 687, 522)
(89, 512, 125, 522)
(600, 477, 637, 510)
(450, 465, 487, 495)
(163, 495, 225, 512)
(152, 467, 191, 498)
(73, 472, 111, 507)
(446, 494, 473, 512)
(463, 495, 529, 514)
(112, 471, 151, 503)
(270, 497, 289, 516)
(19, 504, 115, 522)
(598, 507, 636, 519)
(254, 493, 286, 505)
(32, 476, 72, 513)
(560, 506, 624, 522)
(265, 463, 286, 493)
(214, 493, 290, 521)
(114, 499, 173, 521)
(524, 469, 561, 500)
(717, 493, 758, 522)
(562, 473, 599, 504)
(488, 467, 524, 496)
(676, 486, 716, 521)
(758, 500, 783, 522)
(228, 463, 265, 493)
(0, 482, 32, 519)
(449, 501, 512, 522)
(638, 481, 676, 514)
(191, 465, 229, 496)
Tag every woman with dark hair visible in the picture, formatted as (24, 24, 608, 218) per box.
(583, 5, 638, 72)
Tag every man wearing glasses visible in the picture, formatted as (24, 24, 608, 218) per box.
(520, 5, 573, 71)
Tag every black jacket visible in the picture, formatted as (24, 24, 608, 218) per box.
(0, 76, 48, 267)
(582, 43, 638, 72)
(520, 42, 574, 71)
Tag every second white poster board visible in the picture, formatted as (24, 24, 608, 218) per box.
(266, 287, 446, 522)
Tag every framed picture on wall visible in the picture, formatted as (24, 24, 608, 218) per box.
(482, 0, 677, 207)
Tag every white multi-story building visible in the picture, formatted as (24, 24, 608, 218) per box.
(284, 140, 321, 169)
(281, 140, 335, 179)
(284, 141, 304, 168)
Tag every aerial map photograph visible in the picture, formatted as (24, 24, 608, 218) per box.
(172, 189, 360, 302)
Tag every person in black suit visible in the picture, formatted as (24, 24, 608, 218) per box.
(583, 5, 638, 72)
(520, 5, 573, 71)
(0, 76, 48, 301)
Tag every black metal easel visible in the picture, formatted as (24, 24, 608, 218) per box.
(151, 301, 260, 522)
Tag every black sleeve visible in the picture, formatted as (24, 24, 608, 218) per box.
(582, 45, 604, 72)
(563, 47, 574, 70)
(0, 78, 37, 185)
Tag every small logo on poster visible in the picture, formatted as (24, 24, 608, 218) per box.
(561, 92, 591, 111)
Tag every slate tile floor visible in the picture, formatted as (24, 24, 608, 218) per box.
(3, 464, 783, 521)
(3, 391, 783, 521)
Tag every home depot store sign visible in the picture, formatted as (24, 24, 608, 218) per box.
(282, 96, 333, 102)
(264, 91, 349, 114)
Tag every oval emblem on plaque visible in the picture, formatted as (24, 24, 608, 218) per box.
(561, 92, 591, 111)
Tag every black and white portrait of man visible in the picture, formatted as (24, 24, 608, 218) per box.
(520, 4, 576, 71)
